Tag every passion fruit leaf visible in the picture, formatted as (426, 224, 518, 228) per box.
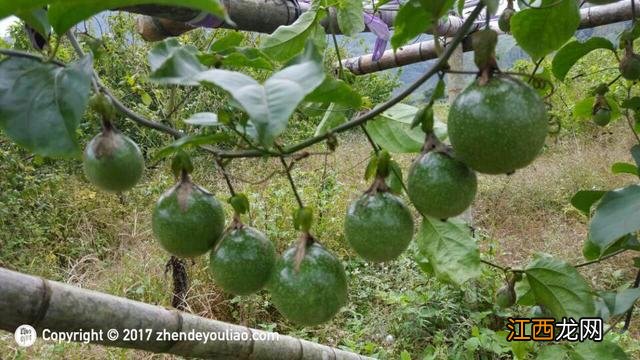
(598, 288, 640, 318)
(571, 340, 629, 360)
(228, 193, 250, 215)
(524, 255, 595, 319)
(570, 190, 606, 216)
(511, 0, 580, 60)
(171, 149, 194, 177)
(0, 55, 92, 158)
(573, 97, 596, 119)
(589, 185, 640, 255)
(391, 0, 455, 49)
(219, 48, 275, 71)
(314, 103, 348, 136)
(515, 276, 536, 306)
(184, 112, 221, 127)
(551, 37, 615, 81)
(611, 162, 639, 176)
(305, 77, 362, 108)
(44, 0, 227, 35)
(537, 345, 571, 360)
(336, 0, 365, 36)
(16, 8, 50, 41)
(260, 10, 322, 62)
(293, 207, 314, 232)
(154, 133, 231, 160)
(583, 234, 640, 261)
(209, 32, 245, 53)
(416, 217, 480, 285)
(366, 103, 447, 153)
(148, 39, 205, 86)
(621, 96, 640, 110)
(385, 160, 404, 194)
(197, 50, 325, 146)
(364, 154, 378, 181)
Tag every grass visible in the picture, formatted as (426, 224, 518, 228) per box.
(1, 121, 640, 359)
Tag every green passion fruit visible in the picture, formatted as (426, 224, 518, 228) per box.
(498, 8, 515, 33)
(83, 129, 144, 192)
(268, 243, 347, 326)
(407, 151, 477, 219)
(448, 75, 548, 174)
(592, 107, 612, 127)
(619, 52, 640, 81)
(152, 179, 225, 258)
(495, 284, 516, 308)
(209, 226, 276, 295)
(344, 191, 414, 262)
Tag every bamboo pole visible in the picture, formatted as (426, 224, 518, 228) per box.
(0, 267, 371, 360)
(127, 0, 469, 41)
(341, 1, 639, 75)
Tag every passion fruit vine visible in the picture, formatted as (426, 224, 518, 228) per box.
(268, 239, 348, 326)
(152, 173, 225, 258)
(83, 123, 144, 192)
(209, 220, 276, 296)
(344, 151, 414, 262)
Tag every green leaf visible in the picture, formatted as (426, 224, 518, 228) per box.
(314, 103, 348, 136)
(515, 277, 536, 306)
(305, 77, 362, 108)
(570, 341, 629, 360)
(621, 96, 640, 110)
(573, 97, 595, 119)
(589, 185, 640, 256)
(400, 350, 411, 360)
(524, 255, 595, 319)
(598, 288, 640, 318)
(336, 0, 365, 36)
(209, 32, 245, 53)
(583, 233, 640, 261)
(184, 112, 220, 127)
(611, 162, 639, 176)
(16, 8, 50, 40)
(416, 217, 481, 285)
(571, 190, 606, 216)
(221, 48, 274, 71)
(386, 160, 404, 194)
(260, 10, 322, 62)
(197, 51, 325, 146)
(552, 37, 615, 81)
(155, 133, 230, 160)
(391, 0, 455, 49)
(511, 0, 580, 60)
(537, 345, 571, 360)
(148, 39, 205, 86)
(364, 154, 378, 181)
(366, 103, 447, 153)
(0, 55, 93, 158)
(39, 0, 227, 35)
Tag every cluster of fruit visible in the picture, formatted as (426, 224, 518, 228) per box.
(80, 28, 552, 326)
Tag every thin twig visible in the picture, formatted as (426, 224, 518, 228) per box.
(279, 156, 304, 208)
(574, 249, 627, 268)
(213, 155, 236, 196)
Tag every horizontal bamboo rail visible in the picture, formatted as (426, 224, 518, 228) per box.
(127, 0, 471, 41)
(341, 0, 639, 75)
(0, 267, 371, 359)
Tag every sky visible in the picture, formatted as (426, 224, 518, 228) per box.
(0, 16, 18, 37)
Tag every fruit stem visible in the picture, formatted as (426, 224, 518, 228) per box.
(293, 232, 315, 272)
